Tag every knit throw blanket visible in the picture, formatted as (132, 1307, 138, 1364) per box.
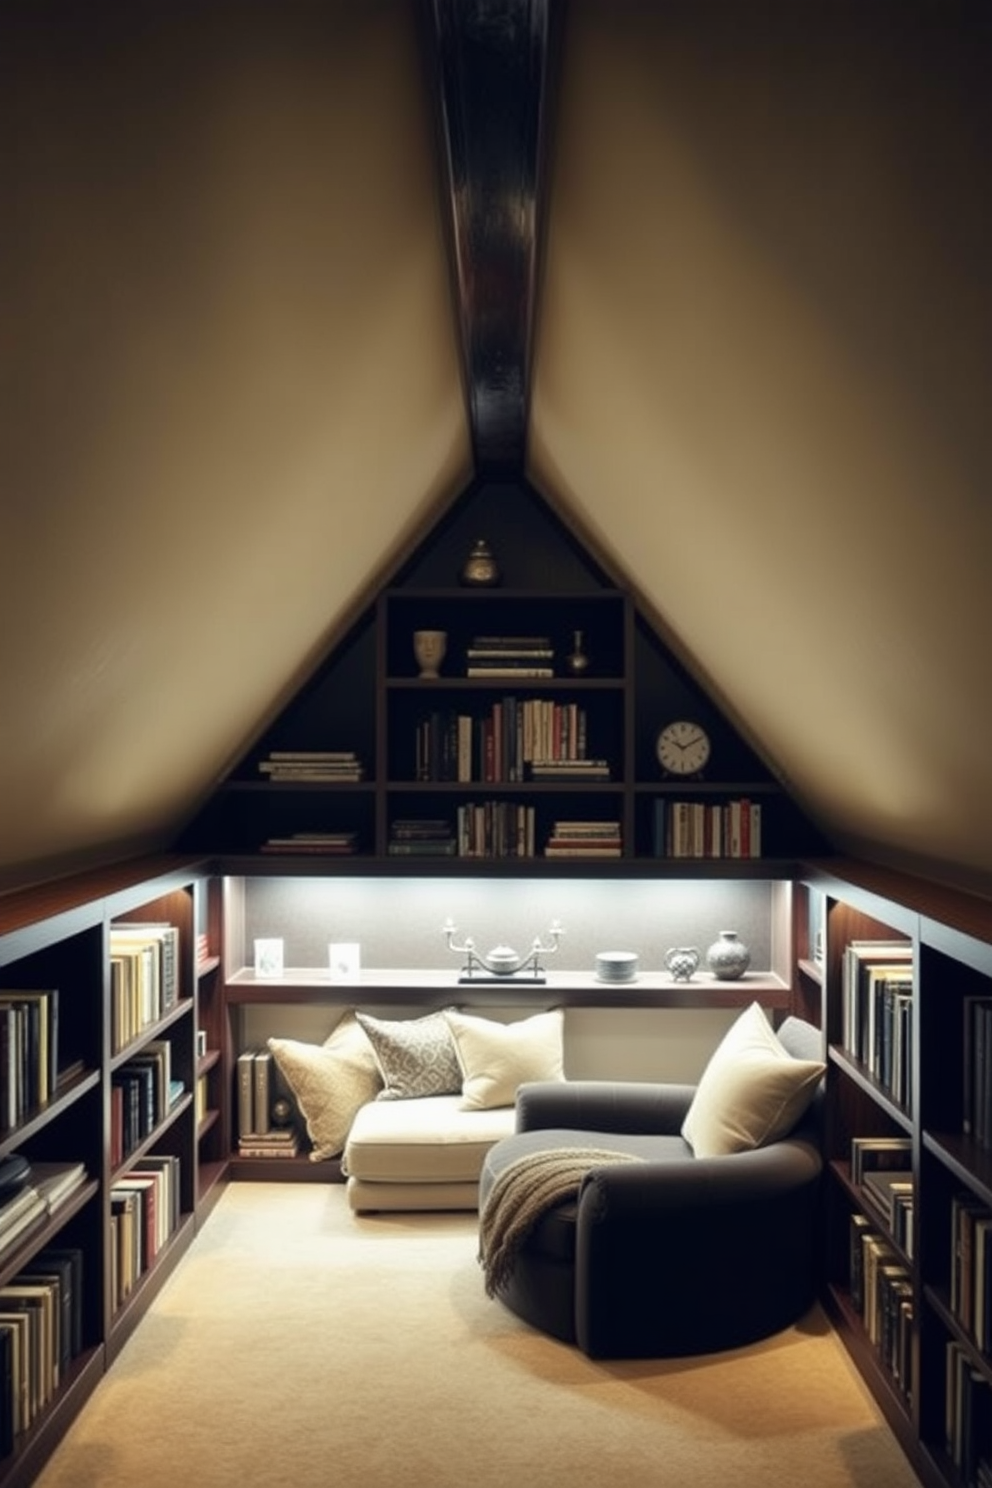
(479, 1146, 644, 1297)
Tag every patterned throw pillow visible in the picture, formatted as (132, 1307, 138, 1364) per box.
(268, 1011, 382, 1161)
(355, 1009, 463, 1100)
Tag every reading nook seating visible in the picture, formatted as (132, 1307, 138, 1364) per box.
(268, 1006, 566, 1211)
(478, 1007, 826, 1358)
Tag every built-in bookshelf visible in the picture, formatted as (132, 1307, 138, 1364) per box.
(800, 860, 992, 1488)
(175, 480, 830, 871)
(0, 856, 213, 1487)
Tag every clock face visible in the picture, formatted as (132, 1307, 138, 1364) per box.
(656, 720, 711, 776)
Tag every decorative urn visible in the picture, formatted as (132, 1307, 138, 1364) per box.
(706, 930, 751, 980)
(664, 946, 700, 982)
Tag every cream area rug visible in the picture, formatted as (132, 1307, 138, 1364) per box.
(35, 1183, 922, 1488)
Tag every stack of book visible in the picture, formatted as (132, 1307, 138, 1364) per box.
(465, 635, 554, 678)
(387, 819, 457, 857)
(260, 831, 358, 856)
(0, 1160, 88, 1265)
(851, 1136, 914, 1255)
(238, 1129, 299, 1160)
(527, 757, 610, 781)
(257, 750, 364, 782)
(544, 820, 622, 858)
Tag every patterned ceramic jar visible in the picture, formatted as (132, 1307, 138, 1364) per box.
(706, 930, 751, 980)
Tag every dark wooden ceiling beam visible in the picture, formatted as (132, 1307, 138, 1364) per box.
(423, 0, 562, 477)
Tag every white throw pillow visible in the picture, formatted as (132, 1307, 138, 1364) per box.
(443, 1008, 565, 1110)
(681, 1001, 824, 1158)
(268, 1011, 382, 1161)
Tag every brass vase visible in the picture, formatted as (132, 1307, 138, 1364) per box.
(460, 539, 501, 587)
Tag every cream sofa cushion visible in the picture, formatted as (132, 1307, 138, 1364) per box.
(343, 1094, 516, 1184)
(268, 1012, 382, 1161)
(681, 1001, 824, 1159)
(443, 1008, 565, 1110)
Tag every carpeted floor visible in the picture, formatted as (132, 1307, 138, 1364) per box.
(35, 1183, 922, 1487)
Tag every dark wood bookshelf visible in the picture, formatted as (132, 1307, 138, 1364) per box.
(0, 856, 218, 1486)
(801, 862, 992, 1488)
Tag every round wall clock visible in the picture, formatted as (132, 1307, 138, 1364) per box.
(656, 720, 711, 776)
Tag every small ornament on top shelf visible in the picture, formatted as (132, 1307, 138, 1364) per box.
(564, 629, 590, 677)
(459, 538, 501, 587)
(413, 629, 448, 678)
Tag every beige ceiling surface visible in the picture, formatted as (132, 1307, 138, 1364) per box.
(529, 1, 992, 893)
(0, 2, 469, 886)
(1, 0, 990, 897)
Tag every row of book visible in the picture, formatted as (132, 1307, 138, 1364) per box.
(110, 1039, 184, 1168)
(0, 1244, 84, 1455)
(964, 995, 992, 1152)
(841, 938, 914, 1112)
(236, 1049, 299, 1158)
(0, 989, 59, 1132)
(463, 634, 555, 678)
(109, 921, 179, 1055)
(109, 1154, 181, 1312)
(0, 1161, 89, 1266)
(850, 1211, 914, 1407)
(653, 799, 762, 859)
(257, 749, 364, 782)
(458, 802, 535, 858)
(851, 1136, 914, 1257)
(413, 699, 593, 783)
(946, 1339, 992, 1488)
(950, 1191, 992, 1353)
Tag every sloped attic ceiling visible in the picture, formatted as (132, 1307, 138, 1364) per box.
(0, 0, 990, 897)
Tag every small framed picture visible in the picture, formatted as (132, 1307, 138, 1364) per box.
(254, 938, 285, 978)
(329, 942, 361, 983)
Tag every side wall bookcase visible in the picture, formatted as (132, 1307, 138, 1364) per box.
(0, 856, 222, 1488)
(798, 860, 992, 1488)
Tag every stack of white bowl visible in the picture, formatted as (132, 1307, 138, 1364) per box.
(594, 950, 639, 984)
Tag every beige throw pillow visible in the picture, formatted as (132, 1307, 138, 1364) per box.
(681, 1000, 824, 1158)
(268, 1011, 382, 1161)
(443, 1008, 565, 1110)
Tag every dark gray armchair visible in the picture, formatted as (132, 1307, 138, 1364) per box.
(478, 1015, 824, 1359)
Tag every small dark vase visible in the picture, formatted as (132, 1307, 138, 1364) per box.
(564, 629, 590, 676)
